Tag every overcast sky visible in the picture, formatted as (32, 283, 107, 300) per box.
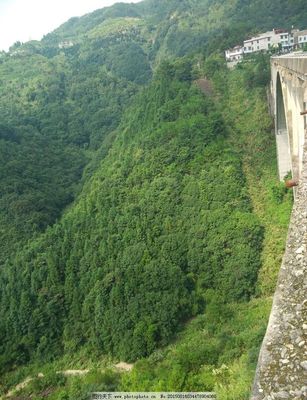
(0, 0, 142, 51)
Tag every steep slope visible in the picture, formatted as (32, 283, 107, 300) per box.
(0, 0, 304, 262)
(43, 0, 307, 59)
(0, 0, 303, 398)
(0, 22, 143, 263)
(0, 55, 293, 400)
(0, 59, 264, 372)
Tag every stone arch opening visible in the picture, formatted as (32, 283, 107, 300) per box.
(276, 73, 287, 133)
(275, 72, 292, 180)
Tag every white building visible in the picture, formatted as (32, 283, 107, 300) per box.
(225, 45, 244, 61)
(279, 29, 297, 51)
(280, 32, 291, 50)
(58, 41, 74, 49)
(243, 29, 287, 54)
(225, 27, 307, 63)
(296, 29, 307, 48)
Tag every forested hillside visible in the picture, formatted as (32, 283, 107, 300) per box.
(0, 57, 265, 367)
(0, 0, 304, 263)
(44, 0, 307, 58)
(0, 46, 139, 264)
(0, 0, 301, 399)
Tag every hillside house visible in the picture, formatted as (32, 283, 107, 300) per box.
(58, 41, 74, 49)
(225, 45, 244, 61)
(296, 29, 307, 48)
(225, 27, 307, 63)
(243, 29, 286, 54)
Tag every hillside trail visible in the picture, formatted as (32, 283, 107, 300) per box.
(2, 362, 133, 398)
(4, 377, 34, 398)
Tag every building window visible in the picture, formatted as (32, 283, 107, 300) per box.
(268, 37, 271, 41)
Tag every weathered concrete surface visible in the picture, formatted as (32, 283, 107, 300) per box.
(251, 133, 307, 399)
(273, 54, 307, 78)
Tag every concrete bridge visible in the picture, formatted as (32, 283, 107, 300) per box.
(271, 53, 307, 181)
(251, 54, 307, 399)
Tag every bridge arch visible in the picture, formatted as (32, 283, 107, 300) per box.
(275, 72, 292, 179)
(276, 73, 287, 132)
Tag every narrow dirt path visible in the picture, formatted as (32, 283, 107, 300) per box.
(5, 376, 35, 398)
(2, 362, 133, 398)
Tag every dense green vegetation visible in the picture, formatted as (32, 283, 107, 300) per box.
(43, 0, 307, 59)
(0, 55, 292, 400)
(0, 58, 264, 368)
(0, 0, 299, 399)
(0, 0, 301, 263)
(0, 27, 141, 264)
